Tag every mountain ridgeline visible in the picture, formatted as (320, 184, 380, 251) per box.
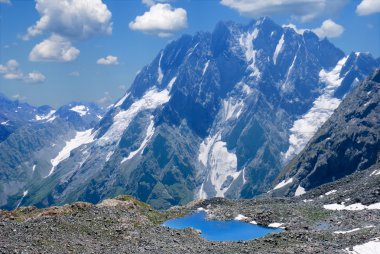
(2, 17, 379, 210)
(0, 100, 104, 209)
(272, 69, 380, 197)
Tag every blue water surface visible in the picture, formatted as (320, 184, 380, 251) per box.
(162, 211, 283, 242)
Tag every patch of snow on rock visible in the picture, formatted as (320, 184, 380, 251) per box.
(283, 56, 349, 161)
(294, 185, 306, 196)
(324, 202, 380, 211)
(35, 110, 56, 121)
(325, 190, 337, 196)
(70, 105, 89, 117)
(268, 222, 284, 228)
(369, 170, 380, 176)
(121, 117, 155, 164)
(196, 207, 209, 213)
(222, 98, 244, 121)
(157, 51, 164, 84)
(114, 92, 130, 108)
(234, 214, 248, 221)
(202, 60, 210, 76)
(16, 190, 28, 209)
(273, 34, 284, 65)
(167, 77, 177, 92)
(47, 129, 94, 177)
(273, 178, 293, 190)
(344, 238, 380, 254)
(197, 132, 240, 197)
(335, 226, 374, 235)
(239, 28, 261, 78)
(98, 88, 170, 147)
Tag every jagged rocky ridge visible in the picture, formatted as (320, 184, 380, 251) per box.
(0, 93, 53, 142)
(272, 69, 380, 197)
(7, 17, 380, 210)
(0, 99, 104, 209)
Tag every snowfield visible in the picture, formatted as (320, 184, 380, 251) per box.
(47, 129, 94, 177)
(70, 105, 88, 116)
(324, 202, 380, 211)
(273, 178, 293, 190)
(98, 87, 170, 147)
(345, 238, 380, 254)
(283, 56, 349, 161)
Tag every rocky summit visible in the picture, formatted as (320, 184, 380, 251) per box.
(4, 18, 378, 210)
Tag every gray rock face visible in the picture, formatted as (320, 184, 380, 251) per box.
(274, 69, 380, 197)
(3, 18, 379, 210)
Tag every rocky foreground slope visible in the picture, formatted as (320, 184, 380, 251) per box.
(1, 164, 379, 253)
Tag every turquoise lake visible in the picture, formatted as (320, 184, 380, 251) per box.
(162, 211, 283, 242)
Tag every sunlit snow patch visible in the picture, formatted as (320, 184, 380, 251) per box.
(157, 51, 164, 84)
(114, 92, 130, 108)
(47, 129, 94, 177)
(334, 226, 374, 235)
(234, 214, 249, 221)
(202, 60, 210, 76)
(283, 56, 349, 161)
(16, 190, 28, 209)
(294, 185, 306, 196)
(35, 110, 56, 121)
(273, 34, 284, 65)
(98, 87, 170, 147)
(70, 105, 88, 117)
(324, 202, 380, 211)
(239, 28, 261, 78)
(369, 170, 380, 176)
(198, 132, 240, 197)
(121, 117, 155, 164)
(167, 77, 177, 92)
(268, 222, 284, 228)
(273, 178, 293, 190)
(344, 238, 380, 254)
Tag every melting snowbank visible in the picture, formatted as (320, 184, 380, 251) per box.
(324, 202, 380, 211)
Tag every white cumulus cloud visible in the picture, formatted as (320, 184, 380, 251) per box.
(97, 55, 119, 65)
(312, 19, 344, 38)
(220, 0, 348, 22)
(24, 71, 46, 83)
(29, 35, 80, 62)
(142, 0, 173, 7)
(0, 59, 46, 84)
(356, 0, 380, 15)
(23, 0, 112, 40)
(284, 20, 344, 39)
(129, 3, 187, 37)
(24, 0, 112, 62)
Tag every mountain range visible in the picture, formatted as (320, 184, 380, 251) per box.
(0, 17, 379, 210)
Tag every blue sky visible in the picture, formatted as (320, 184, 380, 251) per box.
(0, 0, 379, 107)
